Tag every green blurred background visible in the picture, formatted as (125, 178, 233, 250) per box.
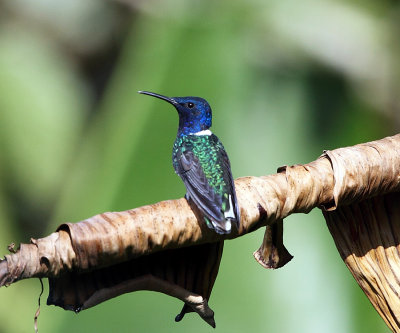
(0, 0, 397, 332)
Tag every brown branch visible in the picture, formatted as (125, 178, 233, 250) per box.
(1, 156, 336, 284)
(1, 133, 400, 329)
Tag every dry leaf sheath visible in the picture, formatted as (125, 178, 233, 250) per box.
(1, 134, 400, 330)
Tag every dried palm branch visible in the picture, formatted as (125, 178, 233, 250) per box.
(1, 134, 400, 330)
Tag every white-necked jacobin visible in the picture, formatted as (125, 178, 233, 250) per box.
(138, 91, 240, 234)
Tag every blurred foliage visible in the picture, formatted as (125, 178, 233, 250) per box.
(0, 0, 396, 332)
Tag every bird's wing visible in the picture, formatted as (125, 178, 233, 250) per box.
(213, 136, 240, 227)
(177, 148, 225, 223)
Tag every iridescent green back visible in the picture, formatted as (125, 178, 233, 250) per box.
(172, 133, 239, 234)
(173, 134, 229, 196)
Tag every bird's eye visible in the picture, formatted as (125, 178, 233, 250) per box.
(187, 102, 194, 108)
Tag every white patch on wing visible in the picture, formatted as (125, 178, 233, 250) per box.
(193, 129, 212, 136)
(224, 195, 235, 220)
(224, 220, 232, 232)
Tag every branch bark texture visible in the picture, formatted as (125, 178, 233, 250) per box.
(1, 133, 400, 330)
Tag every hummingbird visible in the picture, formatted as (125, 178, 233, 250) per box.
(138, 91, 240, 234)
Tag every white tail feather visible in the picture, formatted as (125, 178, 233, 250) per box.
(224, 195, 235, 220)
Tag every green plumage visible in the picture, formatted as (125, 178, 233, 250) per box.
(172, 132, 239, 235)
(173, 135, 228, 196)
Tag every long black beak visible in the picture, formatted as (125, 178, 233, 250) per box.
(138, 91, 177, 105)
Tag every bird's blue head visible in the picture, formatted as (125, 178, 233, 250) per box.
(139, 91, 212, 136)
